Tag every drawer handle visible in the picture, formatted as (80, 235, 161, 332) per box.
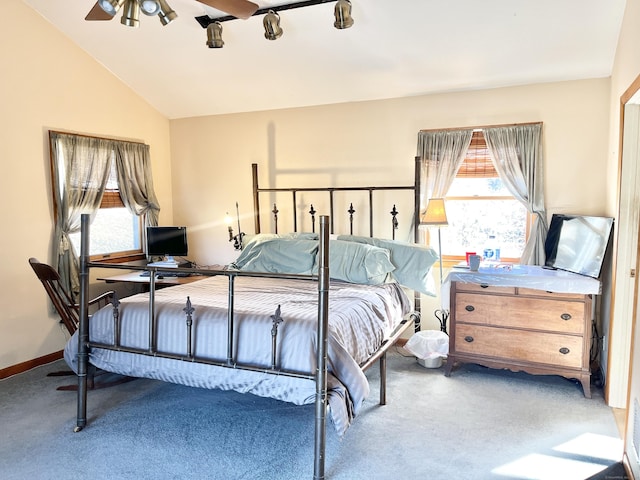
(560, 313, 572, 321)
(464, 336, 474, 343)
(480, 284, 489, 289)
(465, 305, 475, 312)
(559, 347, 570, 355)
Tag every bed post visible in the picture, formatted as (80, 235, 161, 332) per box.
(252, 163, 261, 233)
(414, 156, 422, 332)
(74, 213, 91, 432)
(314, 215, 330, 480)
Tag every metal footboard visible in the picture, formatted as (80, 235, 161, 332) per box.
(74, 213, 332, 479)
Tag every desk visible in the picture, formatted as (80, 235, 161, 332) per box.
(98, 271, 205, 287)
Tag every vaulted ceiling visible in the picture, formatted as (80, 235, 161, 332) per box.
(22, 0, 626, 119)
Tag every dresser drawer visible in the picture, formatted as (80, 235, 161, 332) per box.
(454, 293, 585, 334)
(454, 282, 516, 295)
(517, 287, 586, 300)
(454, 324, 584, 368)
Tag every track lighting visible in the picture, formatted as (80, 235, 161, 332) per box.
(93, 0, 354, 46)
(206, 22, 224, 48)
(334, 0, 354, 29)
(263, 10, 283, 41)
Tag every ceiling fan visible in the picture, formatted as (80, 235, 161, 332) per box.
(85, 0, 259, 22)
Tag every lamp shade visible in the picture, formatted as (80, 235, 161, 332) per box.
(420, 198, 448, 226)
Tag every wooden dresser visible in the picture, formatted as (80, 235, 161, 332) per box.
(443, 270, 596, 398)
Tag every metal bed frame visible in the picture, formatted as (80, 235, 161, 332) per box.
(73, 163, 423, 480)
(251, 161, 423, 328)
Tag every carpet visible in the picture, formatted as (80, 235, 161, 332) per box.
(0, 349, 623, 479)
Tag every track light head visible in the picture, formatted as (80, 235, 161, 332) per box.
(120, 0, 140, 27)
(157, 0, 177, 26)
(139, 0, 161, 16)
(206, 22, 225, 48)
(263, 10, 283, 41)
(98, 0, 125, 17)
(334, 0, 354, 29)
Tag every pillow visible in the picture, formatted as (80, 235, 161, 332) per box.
(337, 235, 438, 296)
(242, 232, 319, 248)
(315, 239, 395, 285)
(231, 235, 395, 285)
(231, 238, 318, 274)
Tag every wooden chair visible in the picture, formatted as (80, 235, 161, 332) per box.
(29, 257, 131, 390)
(28, 257, 114, 336)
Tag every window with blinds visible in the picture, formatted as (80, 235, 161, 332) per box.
(51, 133, 143, 261)
(428, 130, 529, 263)
(101, 162, 125, 208)
(456, 131, 498, 178)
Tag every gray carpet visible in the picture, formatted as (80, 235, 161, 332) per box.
(0, 350, 623, 480)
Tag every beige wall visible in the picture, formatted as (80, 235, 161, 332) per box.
(170, 78, 611, 329)
(1, 1, 616, 373)
(0, 1, 172, 370)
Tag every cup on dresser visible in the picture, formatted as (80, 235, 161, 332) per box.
(469, 254, 481, 271)
(465, 251, 477, 265)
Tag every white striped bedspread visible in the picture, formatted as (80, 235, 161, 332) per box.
(64, 275, 411, 435)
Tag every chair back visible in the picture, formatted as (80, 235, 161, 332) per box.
(29, 258, 78, 335)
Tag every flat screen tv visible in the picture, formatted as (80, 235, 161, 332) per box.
(544, 214, 613, 279)
(146, 226, 188, 263)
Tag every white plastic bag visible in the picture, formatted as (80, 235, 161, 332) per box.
(404, 330, 449, 360)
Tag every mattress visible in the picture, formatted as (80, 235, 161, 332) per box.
(64, 275, 411, 435)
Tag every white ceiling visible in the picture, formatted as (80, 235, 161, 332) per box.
(22, 0, 626, 119)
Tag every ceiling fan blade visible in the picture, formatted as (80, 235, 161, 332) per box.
(197, 0, 259, 20)
(85, 2, 114, 21)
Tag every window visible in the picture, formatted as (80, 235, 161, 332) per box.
(68, 160, 143, 261)
(430, 131, 529, 263)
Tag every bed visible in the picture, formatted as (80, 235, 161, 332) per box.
(68, 162, 437, 479)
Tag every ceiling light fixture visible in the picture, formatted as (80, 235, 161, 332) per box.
(206, 21, 225, 48)
(91, 1, 353, 45)
(263, 10, 283, 41)
(96, 0, 176, 26)
(196, 0, 354, 49)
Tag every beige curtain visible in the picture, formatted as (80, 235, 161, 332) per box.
(50, 132, 161, 298)
(417, 129, 474, 204)
(482, 123, 547, 265)
(50, 132, 113, 297)
(114, 141, 161, 252)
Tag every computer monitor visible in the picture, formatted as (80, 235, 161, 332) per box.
(146, 226, 188, 265)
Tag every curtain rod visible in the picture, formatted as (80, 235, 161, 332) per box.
(419, 121, 543, 133)
(48, 129, 147, 146)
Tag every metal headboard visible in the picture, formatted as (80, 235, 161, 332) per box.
(252, 162, 421, 242)
(251, 161, 423, 331)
